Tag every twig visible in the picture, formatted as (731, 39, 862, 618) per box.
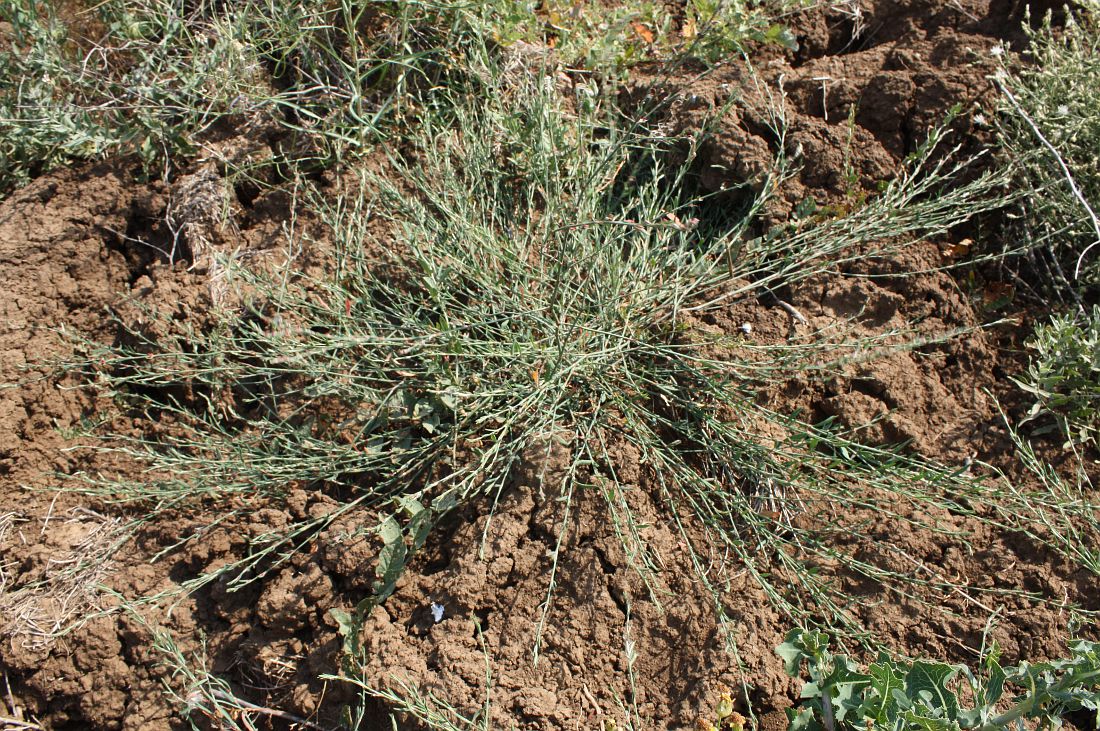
(581, 684, 601, 714)
(1045, 242, 1086, 313)
(947, 0, 980, 22)
(206, 688, 337, 731)
(38, 493, 59, 537)
(895, 551, 997, 614)
(2, 673, 41, 731)
(776, 298, 809, 325)
(759, 286, 809, 324)
(996, 80, 1100, 279)
(0, 717, 42, 731)
(96, 225, 180, 266)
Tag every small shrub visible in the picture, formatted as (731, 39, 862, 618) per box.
(68, 47, 1052, 655)
(995, 4, 1100, 290)
(0, 0, 272, 189)
(1017, 305, 1100, 448)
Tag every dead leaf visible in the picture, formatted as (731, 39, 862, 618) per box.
(982, 281, 1015, 308)
(682, 17, 697, 40)
(632, 22, 655, 44)
(942, 237, 972, 259)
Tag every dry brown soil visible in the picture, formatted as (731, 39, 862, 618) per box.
(1, 1, 1097, 729)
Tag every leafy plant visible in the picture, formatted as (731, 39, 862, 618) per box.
(778, 628, 1100, 731)
(0, 0, 127, 189)
(1016, 306, 1100, 448)
(0, 0, 490, 191)
(686, 0, 800, 59)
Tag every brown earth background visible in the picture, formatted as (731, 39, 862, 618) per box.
(1, 0, 1098, 729)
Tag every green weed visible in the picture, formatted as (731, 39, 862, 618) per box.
(336, 619, 493, 731)
(1015, 306, 1100, 449)
(993, 402, 1099, 576)
(1, 0, 271, 187)
(3, 2, 1095, 730)
(778, 627, 1100, 731)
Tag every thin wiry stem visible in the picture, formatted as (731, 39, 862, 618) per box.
(996, 80, 1100, 280)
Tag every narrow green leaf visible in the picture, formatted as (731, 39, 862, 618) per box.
(984, 656, 1006, 707)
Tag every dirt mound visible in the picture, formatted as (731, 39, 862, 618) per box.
(1, 1, 1096, 730)
(0, 163, 169, 728)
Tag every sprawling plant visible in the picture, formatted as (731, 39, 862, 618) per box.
(70, 45, 1097, 668)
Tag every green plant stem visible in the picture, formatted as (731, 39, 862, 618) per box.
(981, 669, 1100, 731)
